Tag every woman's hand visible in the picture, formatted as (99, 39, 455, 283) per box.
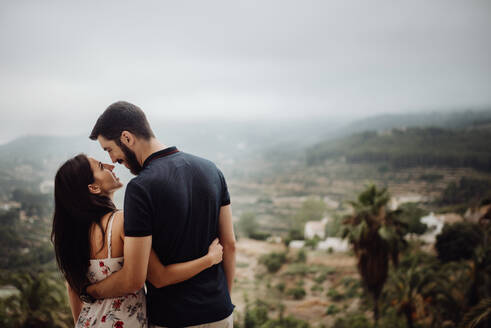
(207, 238, 223, 266)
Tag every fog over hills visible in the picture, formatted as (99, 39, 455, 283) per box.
(339, 108, 491, 136)
(2, 109, 490, 169)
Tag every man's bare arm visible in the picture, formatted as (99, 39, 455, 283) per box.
(87, 235, 152, 299)
(147, 238, 223, 288)
(218, 204, 236, 293)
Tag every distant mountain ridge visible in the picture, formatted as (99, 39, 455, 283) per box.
(2, 109, 491, 173)
(338, 109, 491, 136)
(260, 109, 491, 163)
(307, 126, 491, 172)
(0, 135, 100, 162)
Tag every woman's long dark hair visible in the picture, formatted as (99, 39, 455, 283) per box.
(51, 154, 116, 294)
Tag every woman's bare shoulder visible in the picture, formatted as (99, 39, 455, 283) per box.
(113, 210, 125, 239)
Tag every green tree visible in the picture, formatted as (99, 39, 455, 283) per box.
(439, 178, 491, 207)
(435, 222, 482, 263)
(342, 184, 406, 327)
(292, 198, 326, 228)
(238, 212, 258, 238)
(397, 203, 428, 235)
(0, 273, 72, 328)
(466, 219, 491, 308)
(385, 256, 451, 328)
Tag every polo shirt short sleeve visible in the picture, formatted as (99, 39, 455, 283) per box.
(217, 168, 231, 206)
(124, 180, 153, 237)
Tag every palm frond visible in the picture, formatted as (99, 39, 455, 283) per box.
(460, 298, 491, 328)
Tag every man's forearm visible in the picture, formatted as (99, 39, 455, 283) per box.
(88, 236, 152, 299)
(87, 267, 142, 299)
(147, 249, 214, 288)
(222, 246, 236, 293)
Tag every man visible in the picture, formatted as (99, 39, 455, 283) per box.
(85, 101, 236, 327)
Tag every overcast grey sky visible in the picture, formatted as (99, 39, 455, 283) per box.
(0, 0, 490, 144)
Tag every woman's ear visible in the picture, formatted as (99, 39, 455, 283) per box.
(88, 183, 101, 195)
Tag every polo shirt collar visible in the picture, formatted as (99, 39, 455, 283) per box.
(142, 146, 179, 168)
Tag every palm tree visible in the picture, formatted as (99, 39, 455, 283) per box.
(460, 298, 491, 328)
(386, 255, 456, 328)
(467, 214, 491, 308)
(342, 184, 406, 326)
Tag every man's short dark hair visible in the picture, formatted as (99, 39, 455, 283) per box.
(89, 101, 155, 141)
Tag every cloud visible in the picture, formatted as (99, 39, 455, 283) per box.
(0, 0, 490, 143)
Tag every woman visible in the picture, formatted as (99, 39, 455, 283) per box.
(51, 154, 223, 327)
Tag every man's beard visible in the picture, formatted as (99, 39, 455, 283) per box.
(118, 141, 143, 175)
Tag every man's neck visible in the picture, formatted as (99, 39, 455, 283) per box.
(137, 138, 167, 166)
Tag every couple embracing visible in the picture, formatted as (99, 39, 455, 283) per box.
(51, 101, 236, 328)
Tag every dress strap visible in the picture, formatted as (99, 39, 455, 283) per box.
(107, 212, 116, 259)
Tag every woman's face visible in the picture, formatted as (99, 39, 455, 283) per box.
(87, 157, 123, 196)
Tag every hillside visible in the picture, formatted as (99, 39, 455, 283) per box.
(306, 127, 491, 172)
(339, 109, 491, 136)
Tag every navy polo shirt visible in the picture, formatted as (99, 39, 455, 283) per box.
(123, 147, 234, 327)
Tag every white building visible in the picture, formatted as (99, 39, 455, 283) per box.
(289, 240, 306, 249)
(317, 238, 349, 252)
(0, 201, 21, 211)
(304, 217, 329, 239)
(389, 194, 427, 210)
(418, 212, 444, 244)
(323, 196, 340, 209)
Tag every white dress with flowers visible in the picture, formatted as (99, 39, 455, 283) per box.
(76, 213, 147, 328)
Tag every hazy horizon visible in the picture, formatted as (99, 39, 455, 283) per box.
(2, 106, 491, 146)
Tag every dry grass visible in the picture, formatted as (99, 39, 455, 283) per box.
(231, 238, 360, 327)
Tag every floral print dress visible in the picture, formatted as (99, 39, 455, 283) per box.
(76, 213, 147, 328)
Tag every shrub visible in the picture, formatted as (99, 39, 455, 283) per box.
(340, 277, 361, 298)
(327, 288, 344, 301)
(261, 316, 310, 328)
(314, 272, 328, 284)
(259, 252, 288, 273)
(238, 212, 258, 238)
(250, 231, 271, 241)
(283, 264, 311, 276)
(243, 299, 311, 328)
(326, 304, 340, 315)
(295, 249, 307, 263)
(333, 314, 372, 328)
(275, 282, 285, 293)
(244, 305, 268, 328)
(304, 237, 320, 249)
(284, 228, 304, 246)
(286, 287, 306, 300)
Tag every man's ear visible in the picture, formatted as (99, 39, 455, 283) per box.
(120, 131, 136, 147)
(88, 184, 101, 195)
